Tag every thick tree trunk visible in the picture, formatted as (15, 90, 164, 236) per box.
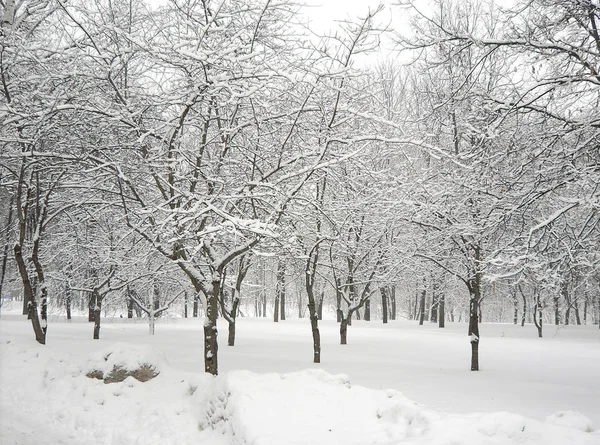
(418, 289, 426, 326)
(513, 289, 519, 325)
(340, 316, 349, 345)
(574, 298, 581, 325)
(273, 294, 279, 322)
(204, 280, 219, 375)
(364, 299, 370, 321)
(554, 293, 560, 325)
(381, 287, 388, 324)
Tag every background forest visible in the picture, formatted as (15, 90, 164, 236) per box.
(1, 0, 599, 375)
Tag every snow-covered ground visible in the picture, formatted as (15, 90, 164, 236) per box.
(1, 310, 599, 445)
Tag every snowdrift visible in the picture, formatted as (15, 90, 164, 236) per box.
(1, 338, 597, 445)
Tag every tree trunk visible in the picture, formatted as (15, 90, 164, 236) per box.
(364, 299, 370, 321)
(574, 298, 581, 325)
(262, 293, 266, 317)
(93, 294, 102, 340)
(418, 289, 426, 325)
(306, 276, 321, 363)
(127, 287, 134, 319)
(554, 293, 560, 325)
(533, 290, 543, 338)
(336, 279, 343, 323)
(468, 274, 481, 371)
(14, 242, 45, 344)
(184, 291, 188, 318)
(583, 295, 588, 325)
(513, 289, 519, 325)
(521, 288, 527, 327)
(276, 259, 285, 321)
(204, 280, 219, 375)
(65, 283, 72, 321)
(317, 290, 324, 320)
(438, 292, 445, 328)
(88, 291, 96, 322)
(340, 316, 350, 345)
(390, 286, 396, 321)
(381, 287, 388, 324)
(228, 298, 239, 346)
(193, 293, 199, 317)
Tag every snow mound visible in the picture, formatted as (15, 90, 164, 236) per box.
(1, 336, 598, 445)
(84, 342, 164, 382)
(546, 410, 595, 432)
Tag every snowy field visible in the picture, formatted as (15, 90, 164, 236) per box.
(1, 310, 599, 445)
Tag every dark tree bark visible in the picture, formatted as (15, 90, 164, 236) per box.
(364, 299, 370, 321)
(193, 293, 199, 317)
(65, 283, 72, 321)
(88, 291, 96, 322)
(418, 289, 426, 326)
(532, 288, 543, 338)
(317, 289, 324, 320)
(467, 274, 481, 371)
(554, 292, 560, 325)
(513, 288, 519, 325)
(336, 278, 343, 322)
(202, 277, 220, 375)
(93, 291, 102, 340)
(438, 291, 445, 328)
(184, 291, 188, 318)
(521, 287, 527, 327)
(390, 286, 396, 320)
(340, 316, 349, 345)
(381, 287, 388, 324)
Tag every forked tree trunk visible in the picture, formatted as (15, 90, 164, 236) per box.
(14, 242, 45, 344)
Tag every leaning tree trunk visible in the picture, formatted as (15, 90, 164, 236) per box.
(14, 242, 45, 344)
(228, 298, 239, 347)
